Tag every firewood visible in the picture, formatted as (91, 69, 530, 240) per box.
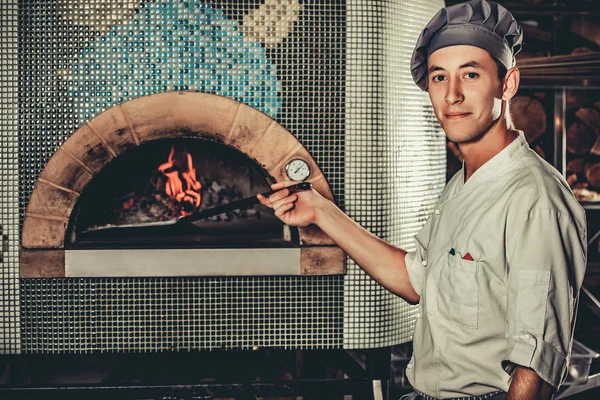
(510, 96, 547, 144)
(576, 107, 600, 136)
(585, 161, 600, 188)
(573, 181, 590, 189)
(591, 135, 600, 156)
(520, 24, 551, 45)
(571, 18, 600, 47)
(567, 122, 595, 155)
(567, 90, 593, 110)
(567, 158, 585, 173)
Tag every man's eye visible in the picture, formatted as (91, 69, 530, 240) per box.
(465, 72, 479, 79)
(432, 75, 446, 82)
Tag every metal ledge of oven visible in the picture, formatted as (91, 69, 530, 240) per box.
(65, 248, 301, 277)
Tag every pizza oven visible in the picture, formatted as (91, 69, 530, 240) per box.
(1, 0, 445, 356)
(20, 92, 344, 279)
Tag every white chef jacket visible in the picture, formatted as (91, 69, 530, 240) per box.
(405, 132, 587, 398)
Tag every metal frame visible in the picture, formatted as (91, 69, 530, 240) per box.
(0, 348, 392, 400)
(556, 373, 600, 399)
(0, 380, 374, 400)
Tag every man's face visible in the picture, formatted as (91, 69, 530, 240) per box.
(427, 45, 504, 144)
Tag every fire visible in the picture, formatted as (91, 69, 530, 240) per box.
(158, 146, 202, 216)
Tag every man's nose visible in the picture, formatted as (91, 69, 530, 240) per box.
(445, 79, 464, 105)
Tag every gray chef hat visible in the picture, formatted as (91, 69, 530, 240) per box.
(410, 0, 523, 91)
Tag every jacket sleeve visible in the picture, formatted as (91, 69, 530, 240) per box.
(503, 208, 587, 389)
(405, 247, 425, 297)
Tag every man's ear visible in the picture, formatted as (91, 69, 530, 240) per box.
(502, 67, 520, 101)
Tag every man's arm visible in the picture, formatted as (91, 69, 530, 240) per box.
(258, 182, 420, 303)
(507, 365, 553, 400)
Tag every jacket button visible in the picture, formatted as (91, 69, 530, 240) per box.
(519, 332, 533, 341)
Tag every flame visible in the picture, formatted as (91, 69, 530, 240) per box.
(158, 146, 202, 216)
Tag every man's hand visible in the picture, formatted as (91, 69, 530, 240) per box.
(507, 366, 553, 400)
(257, 180, 327, 227)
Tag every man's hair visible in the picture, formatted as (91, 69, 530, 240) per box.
(494, 57, 508, 82)
(492, 56, 515, 128)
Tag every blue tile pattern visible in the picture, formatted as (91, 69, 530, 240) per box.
(72, 1, 281, 125)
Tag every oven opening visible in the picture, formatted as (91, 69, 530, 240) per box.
(66, 137, 291, 249)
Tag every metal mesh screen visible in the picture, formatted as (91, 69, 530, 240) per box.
(1, 0, 445, 353)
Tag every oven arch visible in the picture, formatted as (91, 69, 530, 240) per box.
(21, 92, 341, 278)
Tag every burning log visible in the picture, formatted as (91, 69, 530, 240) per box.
(78, 141, 272, 234)
(158, 146, 202, 215)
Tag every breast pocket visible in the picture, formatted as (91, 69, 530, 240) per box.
(436, 252, 479, 329)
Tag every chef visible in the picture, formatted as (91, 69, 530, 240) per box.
(259, 1, 587, 399)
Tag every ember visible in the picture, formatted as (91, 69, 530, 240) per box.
(122, 197, 135, 210)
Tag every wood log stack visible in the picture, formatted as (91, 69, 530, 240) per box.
(565, 92, 600, 201)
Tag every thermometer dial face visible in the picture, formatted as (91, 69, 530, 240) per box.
(285, 159, 311, 181)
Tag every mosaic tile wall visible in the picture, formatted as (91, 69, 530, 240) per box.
(0, 0, 20, 354)
(343, 0, 445, 348)
(1, 0, 444, 353)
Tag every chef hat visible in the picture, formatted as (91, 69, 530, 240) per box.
(410, 0, 523, 91)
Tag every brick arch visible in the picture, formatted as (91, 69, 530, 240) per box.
(21, 92, 339, 277)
